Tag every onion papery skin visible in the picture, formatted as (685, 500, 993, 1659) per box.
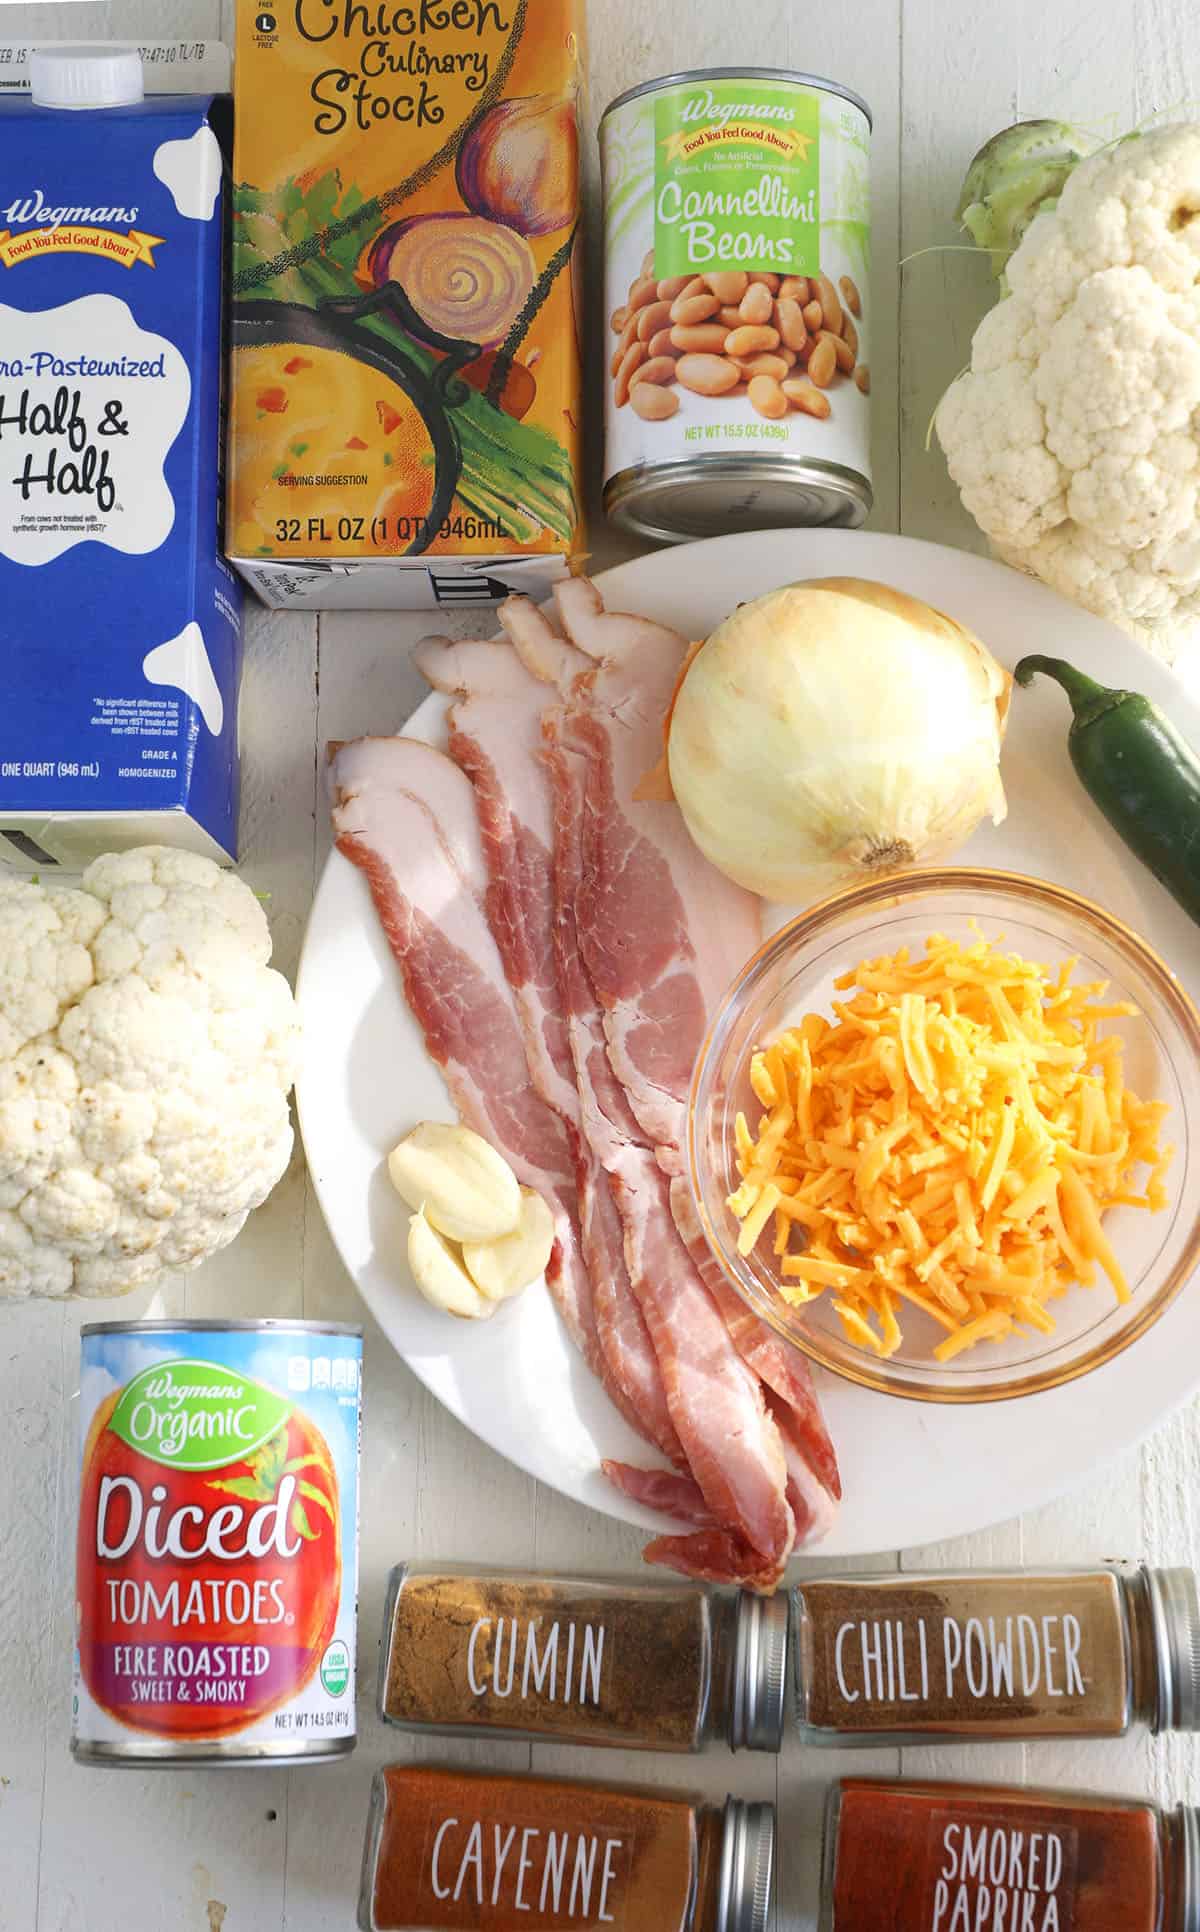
(457, 94, 578, 238)
(667, 578, 1011, 903)
(366, 213, 536, 348)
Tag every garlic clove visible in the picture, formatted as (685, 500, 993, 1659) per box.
(407, 1206, 496, 1320)
(462, 1187, 555, 1301)
(387, 1121, 521, 1242)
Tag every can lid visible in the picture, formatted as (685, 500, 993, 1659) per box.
(30, 43, 144, 110)
(717, 1799, 776, 1932)
(602, 67, 873, 129)
(1148, 1568, 1200, 1732)
(730, 1590, 788, 1751)
(80, 1318, 364, 1338)
(605, 456, 871, 545)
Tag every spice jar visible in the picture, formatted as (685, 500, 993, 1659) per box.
(358, 1764, 775, 1932)
(793, 1564, 1200, 1742)
(379, 1562, 789, 1751)
(819, 1777, 1200, 1932)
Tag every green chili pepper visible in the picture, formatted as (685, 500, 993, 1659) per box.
(1014, 654, 1200, 926)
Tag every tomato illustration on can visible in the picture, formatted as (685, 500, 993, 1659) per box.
(73, 1320, 362, 1766)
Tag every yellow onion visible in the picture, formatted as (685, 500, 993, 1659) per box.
(667, 578, 1011, 902)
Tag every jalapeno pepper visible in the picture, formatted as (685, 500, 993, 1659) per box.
(1015, 654, 1200, 926)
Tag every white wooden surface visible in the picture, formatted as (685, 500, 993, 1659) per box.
(4, 1, 1200, 1926)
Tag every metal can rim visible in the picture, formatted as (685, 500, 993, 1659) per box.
(601, 66, 872, 130)
(604, 455, 873, 544)
(80, 1317, 364, 1339)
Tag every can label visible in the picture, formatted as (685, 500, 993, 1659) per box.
(73, 1326, 361, 1756)
(602, 73, 871, 504)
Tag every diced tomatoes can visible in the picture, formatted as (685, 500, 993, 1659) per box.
(73, 1319, 363, 1767)
(601, 67, 873, 540)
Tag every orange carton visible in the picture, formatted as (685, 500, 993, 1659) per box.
(228, 1, 583, 611)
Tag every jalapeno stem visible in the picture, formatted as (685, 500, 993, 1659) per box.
(1014, 654, 1119, 729)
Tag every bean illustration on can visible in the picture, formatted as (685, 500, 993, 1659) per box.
(601, 68, 873, 541)
(73, 1319, 362, 1767)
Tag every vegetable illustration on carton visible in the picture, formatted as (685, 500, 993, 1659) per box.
(227, 0, 583, 611)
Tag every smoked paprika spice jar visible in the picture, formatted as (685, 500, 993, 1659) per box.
(379, 1563, 789, 1751)
(793, 1564, 1200, 1743)
(819, 1778, 1200, 1932)
(358, 1764, 775, 1932)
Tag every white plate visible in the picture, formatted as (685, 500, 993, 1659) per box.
(296, 530, 1200, 1556)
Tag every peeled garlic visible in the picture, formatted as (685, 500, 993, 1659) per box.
(407, 1207, 496, 1320)
(462, 1187, 555, 1301)
(387, 1121, 521, 1242)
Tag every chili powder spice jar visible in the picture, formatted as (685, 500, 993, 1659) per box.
(792, 1564, 1200, 1743)
(379, 1562, 789, 1751)
(359, 1764, 775, 1932)
(819, 1777, 1200, 1932)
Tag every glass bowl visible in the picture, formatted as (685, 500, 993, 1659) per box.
(687, 868, 1200, 1402)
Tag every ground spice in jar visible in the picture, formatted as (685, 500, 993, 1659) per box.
(358, 1765, 775, 1932)
(794, 1565, 1200, 1741)
(380, 1565, 787, 1751)
(820, 1779, 1182, 1932)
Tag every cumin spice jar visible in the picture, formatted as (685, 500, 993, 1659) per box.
(793, 1564, 1200, 1743)
(359, 1764, 775, 1932)
(379, 1563, 789, 1751)
(819, 1778, 1200, 1932)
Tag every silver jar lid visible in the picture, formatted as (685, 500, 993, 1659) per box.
(716, 1799, 776, 1932)
(1147, 1568, 1200, 1732)
(730, 1590, 789, 1751)
(1175, 1804, 1200, 1932)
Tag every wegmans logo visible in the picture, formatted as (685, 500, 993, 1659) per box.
(109, 1358, 294, 1471)
(0, 188, 162, 268)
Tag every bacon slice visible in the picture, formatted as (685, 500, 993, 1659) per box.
(415, 636, 685, 1472)
(499, 597, 800, 1587)
(329, 736, 646, 1444)
(671, 1175, 842, 1509)
(502, 584, 841, 1544)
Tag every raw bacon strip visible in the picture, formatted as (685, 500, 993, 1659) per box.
(415, 636, 587, 1127)
(329, 736, 640, 1438)
(601, 1461, 717, 1528)
(641, 1527, 793, 1591)
(671, 1176, 842, 1505)
(416, 637, 686, 1472)
(504, 584, 840, 1552)
(519, 632, 795, 1587)
(552, 574, 763, 1162)
(613, 1151, 794, 1585)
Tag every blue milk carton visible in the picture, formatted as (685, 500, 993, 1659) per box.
(0, 45, 242, 870)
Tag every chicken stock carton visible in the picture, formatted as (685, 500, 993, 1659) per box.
(228, 0, 584, 612)
(0, 46, 242, 872)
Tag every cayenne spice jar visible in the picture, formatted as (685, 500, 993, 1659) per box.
(359, 1764, 775, 1931)
(819, 1778, 1198, 1932)
(379, 1563, 788, 1751)
(792, 1565, 1200, 1743)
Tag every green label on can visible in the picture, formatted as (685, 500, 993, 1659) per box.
(653, 78, 821, 278)
(108, 1357, 293, 1471)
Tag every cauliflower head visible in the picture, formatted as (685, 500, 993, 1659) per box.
(937, 124, 1200, 656)
(0, 847, 299, 1299)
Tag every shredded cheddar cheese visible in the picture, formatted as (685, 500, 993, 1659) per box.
(727, 932, 1173, 1362)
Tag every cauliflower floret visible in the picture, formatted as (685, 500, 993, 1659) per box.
(938, 123, 1200, 659)
(0, 847, 299, 1299)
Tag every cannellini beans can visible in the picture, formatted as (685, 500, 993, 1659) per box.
(601, 68, 872, 541)
(73, 1319, 362, 1766)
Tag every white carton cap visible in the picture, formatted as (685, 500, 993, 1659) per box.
(29, 43, 145, 110)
